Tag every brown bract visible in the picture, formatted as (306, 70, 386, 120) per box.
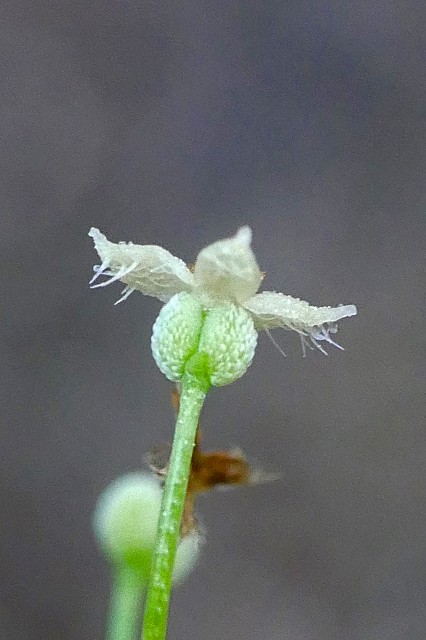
(146, 387, 275, 536)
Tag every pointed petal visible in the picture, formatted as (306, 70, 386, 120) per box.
(244, 291, 357, 345)
(88, 228, 194, 302)
(193, 226, 263, 305)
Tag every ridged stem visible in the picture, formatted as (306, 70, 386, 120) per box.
(141, 361, 208, 639)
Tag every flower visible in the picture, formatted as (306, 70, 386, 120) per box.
(93, 472, 201, 584)
(89, 226, 357, 357)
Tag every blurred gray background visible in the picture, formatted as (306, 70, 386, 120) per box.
(1, 1, 425, 638)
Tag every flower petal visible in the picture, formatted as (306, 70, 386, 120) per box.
(89, 228, 194, 302)
(244, 291, 357, 349)
(193, 226, 263, 305)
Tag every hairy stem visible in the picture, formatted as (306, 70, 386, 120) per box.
(107, 567, 145, 640)
(141, 370, 208, 639)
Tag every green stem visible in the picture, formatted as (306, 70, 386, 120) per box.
(107, 566, 145, 640)
(141, 370, 208, 640)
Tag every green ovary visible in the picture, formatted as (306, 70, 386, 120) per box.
(151, 294, 258, 387)
(198, 304, 257, 386)
(151, 293, 204, 381)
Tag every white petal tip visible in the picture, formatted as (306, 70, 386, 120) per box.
(88, 227, 101, 238)
(88, 227, 108, 248)
(340, 304, 357, 318)
(235, 226, 252, 246)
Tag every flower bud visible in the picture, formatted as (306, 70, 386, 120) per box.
(198, 304, 258, 386)
(93, 472, 201, 584)
(151, 292, 203, 381)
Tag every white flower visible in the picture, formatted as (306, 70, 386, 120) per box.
(89, 226, 357, 356)
(93, 472, 201, 584)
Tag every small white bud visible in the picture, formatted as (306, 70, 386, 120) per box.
(198, 304, 258, 386)
(93, 473, 160, 569)
(93, 472, 201, 583)
(151, 292, 204, 381)
(172, 530, 203, 585)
